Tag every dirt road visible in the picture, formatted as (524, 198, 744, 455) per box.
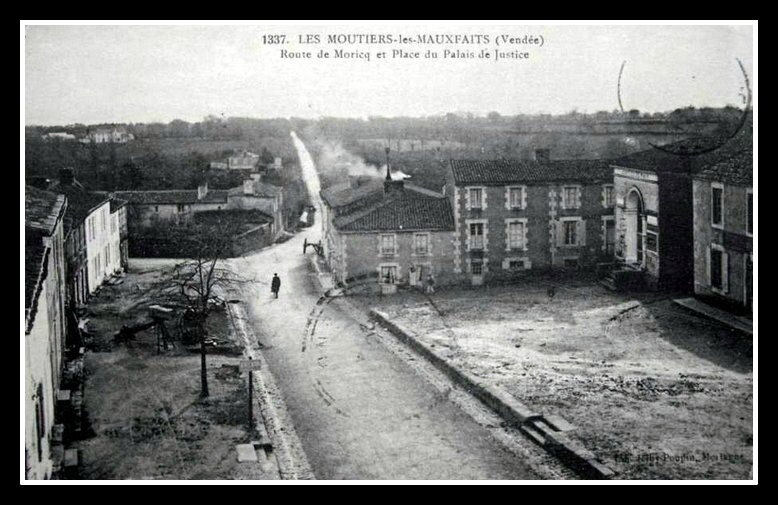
(225, 133, 540, 479)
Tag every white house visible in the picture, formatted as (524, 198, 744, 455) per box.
(48, 169, 125, 296)
(25, 186, 67, 480)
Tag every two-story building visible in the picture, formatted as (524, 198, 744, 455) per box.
(25, 186, 67, 480)
(81, 126, 134, 144)
(610, 129, 752, 292)
(446, 156, 615, 285)
(226, 179, 285, 241)
(118, 178, 285, 244)
(115, 182, 229, 229)
(228, 151, 260, 170)
(320, 171, 456, 289)
(48, 169, 125, 297)
(692, 145, 753, 313)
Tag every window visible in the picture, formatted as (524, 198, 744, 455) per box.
(710, 248, 724, 291)
(469, 188, 483, 209)
(711, 184, 724, 227)
(509, 260, 525, 270)
(414, 233, 430, 255)
(154, 205, 159, 212)
(105, 245, 110, 268)
(562, 186, 580, 209)
(35, 384, 45, 461)
(603, 185, 615, 207)
(469, 222, 484, 249)
(471, 261, 483, 275)
(646, 232, 658, 252)
(177, 204, 186, 213)
(380, 265, 397, 284)
(507, 221, 525, 250)
(604, 218, 616, 255)
(508, 186, 525, 209)
(379, 234, 396, 255)
(747, 190, 753, 236)
(563, 220, 578, 245)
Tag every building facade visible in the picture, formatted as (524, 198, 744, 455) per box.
(117, 179, 285, 245)
(610, 130, 751, 292)
(446, 158, 615, 285)
(48, 169, 126, 299)
(321, 174, 456, 288)
(82, 127, 134, 144)
(692, 147, 753, 313)
(25, 187, 67, 480)
(116, 183, 229, 228)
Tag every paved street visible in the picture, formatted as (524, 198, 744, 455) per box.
(226, 133, 540, 480)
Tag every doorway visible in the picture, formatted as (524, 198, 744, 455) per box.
(624, 189, 645, 267)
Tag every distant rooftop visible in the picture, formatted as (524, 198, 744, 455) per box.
(115, 189, 229, 205)
(612, 125, 753, 176)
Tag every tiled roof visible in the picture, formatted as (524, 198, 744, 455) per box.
(48, 182, 110, 228)
(227, 181, 282, 198)
(333, 187, 455, 233)
(694, 147, 753, 186)
(114, 189, 229, 205)
(450, 159, 613, 185)
(25, 186, 66, 234)
(25, 229, 50, 334)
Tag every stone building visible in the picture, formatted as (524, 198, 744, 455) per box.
(115, 182, 229, 228)
(446, 156, 615, 285)
(320, 171, 456, 289)
(692, 145, 753, 313)
(25, 186, 67, 480)
(48, 169, 125, 298)
(610, 129, 751, 292)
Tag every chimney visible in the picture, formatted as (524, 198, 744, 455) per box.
(59, 168, 75, 186)
(534, 149, 551, 163)
(197, 181, 208, 200)
(243, 179, 254, 195)
(383, 147, 404, 196)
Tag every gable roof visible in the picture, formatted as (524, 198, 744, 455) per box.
(331, 184, 455, 233)
(25, 186, 66, 235)
(47, 181, 110, 230)
(25, 229, 50, 334)
(114, 189, 229, 205)
(450, 159, 612, 185)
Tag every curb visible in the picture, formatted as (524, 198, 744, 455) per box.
(225, 300, 316, 480)
(370, 309, 616, 480)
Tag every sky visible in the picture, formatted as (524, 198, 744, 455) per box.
(23, 22, 755, 126)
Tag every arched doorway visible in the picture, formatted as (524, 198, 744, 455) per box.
(624, 188, 645, 266)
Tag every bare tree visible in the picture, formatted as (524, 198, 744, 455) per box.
(149, 217, 252, 397)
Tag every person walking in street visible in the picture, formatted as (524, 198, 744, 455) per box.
(271, 273, 281, 299)
(425, 273, 435, 295)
